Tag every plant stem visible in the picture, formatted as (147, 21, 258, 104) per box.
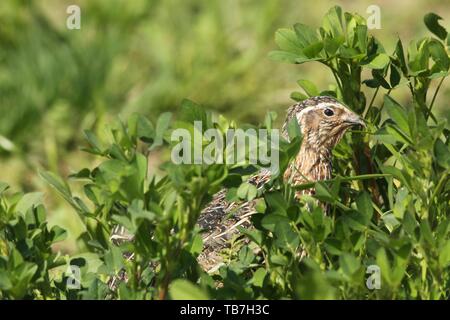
(426, 76, 446, 121)
(331, 68, 344, 96)
(373, 89, 392, 124)
(429, 169, 449, 206)
(321, 60, 344, 96)
(363, 86, 380, 119)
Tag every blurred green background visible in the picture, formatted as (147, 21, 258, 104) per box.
(0, 0, 448, 252)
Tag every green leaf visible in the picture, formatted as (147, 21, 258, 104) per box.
(261, 214, 290, 232)
(365, 53, 390, 69)
(287, 116, 302, 141)
(384, 125, 412, 145)
(290, 91, 308, 102)
(83, 130, 104, 154)
(254, 198, 267, 213)
(136, 114, 155, 143)
(15, 192, 44, 214)
(125, 153, 148, 198)
(324, 239, 343, 255)
(424, 13, 448, 40)
(420, 220, 434, 246)
(270, 254, 289, 266)
(439, 241, 450, 268)
(39, 171, 78, 210)
(189, 234, 203, 255)
(69, 168, 91, 179)
(403, 211, 418, 237)
(384, 95, 410, 137)
(169, 279, 209, 300)
(103, 247, 124, 274)
(294, 23, 319, 47)
(264, 192, 288, 211)
(274, 28, 304, 53)
(237, 182, 257, 201)
(302, 42, 324, 58)
(151, 112, 172, 150)
(339, 253, 361, 277)
(392, 188, 411, 219)
(428, 39, 450, 71)
(389, 64, 401, 88)
(180, 99, 208, 124)
(394, 38, 408, 75)
(434, 139, 450, 169)
(111, 215, 134, 233)
(322, 6, 344, 37)
(274, 220, 300, 250)
(356, 191, 373, 224)
(250, 268, 267, 287)
(323, 36, 344, 56)
(0, 182, 9, 195)
(0, 271, 12, 290)
(50, 225, 68, 243)
(295, 261, 336, 299)
(376, 248, 392, 286)
(354, 25, 368, 52)
(237, 226, 264, 246)
(408, 39, 430, 75)
(10, 263, 38, 299)
(238, 246, 255, 265)
(314, 182, 335, 203)
(268, 50, 302, 64)
(382, 213, 401, 232)
(129, 199, 156, 223)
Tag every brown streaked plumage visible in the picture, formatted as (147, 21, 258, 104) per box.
(198, 96, 365, 271)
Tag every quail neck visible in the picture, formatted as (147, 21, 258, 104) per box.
(282, 96, 365, 196)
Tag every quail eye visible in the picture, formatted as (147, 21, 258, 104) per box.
(324, 108, 334, 116)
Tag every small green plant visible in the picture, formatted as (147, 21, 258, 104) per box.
(0, 6, 449, 300)
(0, 183, 67, 299)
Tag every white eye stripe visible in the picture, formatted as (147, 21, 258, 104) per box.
(296, 102, 348, 121)
(296, 106, 316, 121)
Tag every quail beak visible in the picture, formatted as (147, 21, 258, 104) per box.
(343, 113, 366, 128)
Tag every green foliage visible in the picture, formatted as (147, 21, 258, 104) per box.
(0, 0, 290, 171)
(267, 5, 450, 299)
(0, 6, 449, 300)
(0, 183, 67, 299)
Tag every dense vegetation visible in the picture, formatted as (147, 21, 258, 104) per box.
(0, 5, 449, 299)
